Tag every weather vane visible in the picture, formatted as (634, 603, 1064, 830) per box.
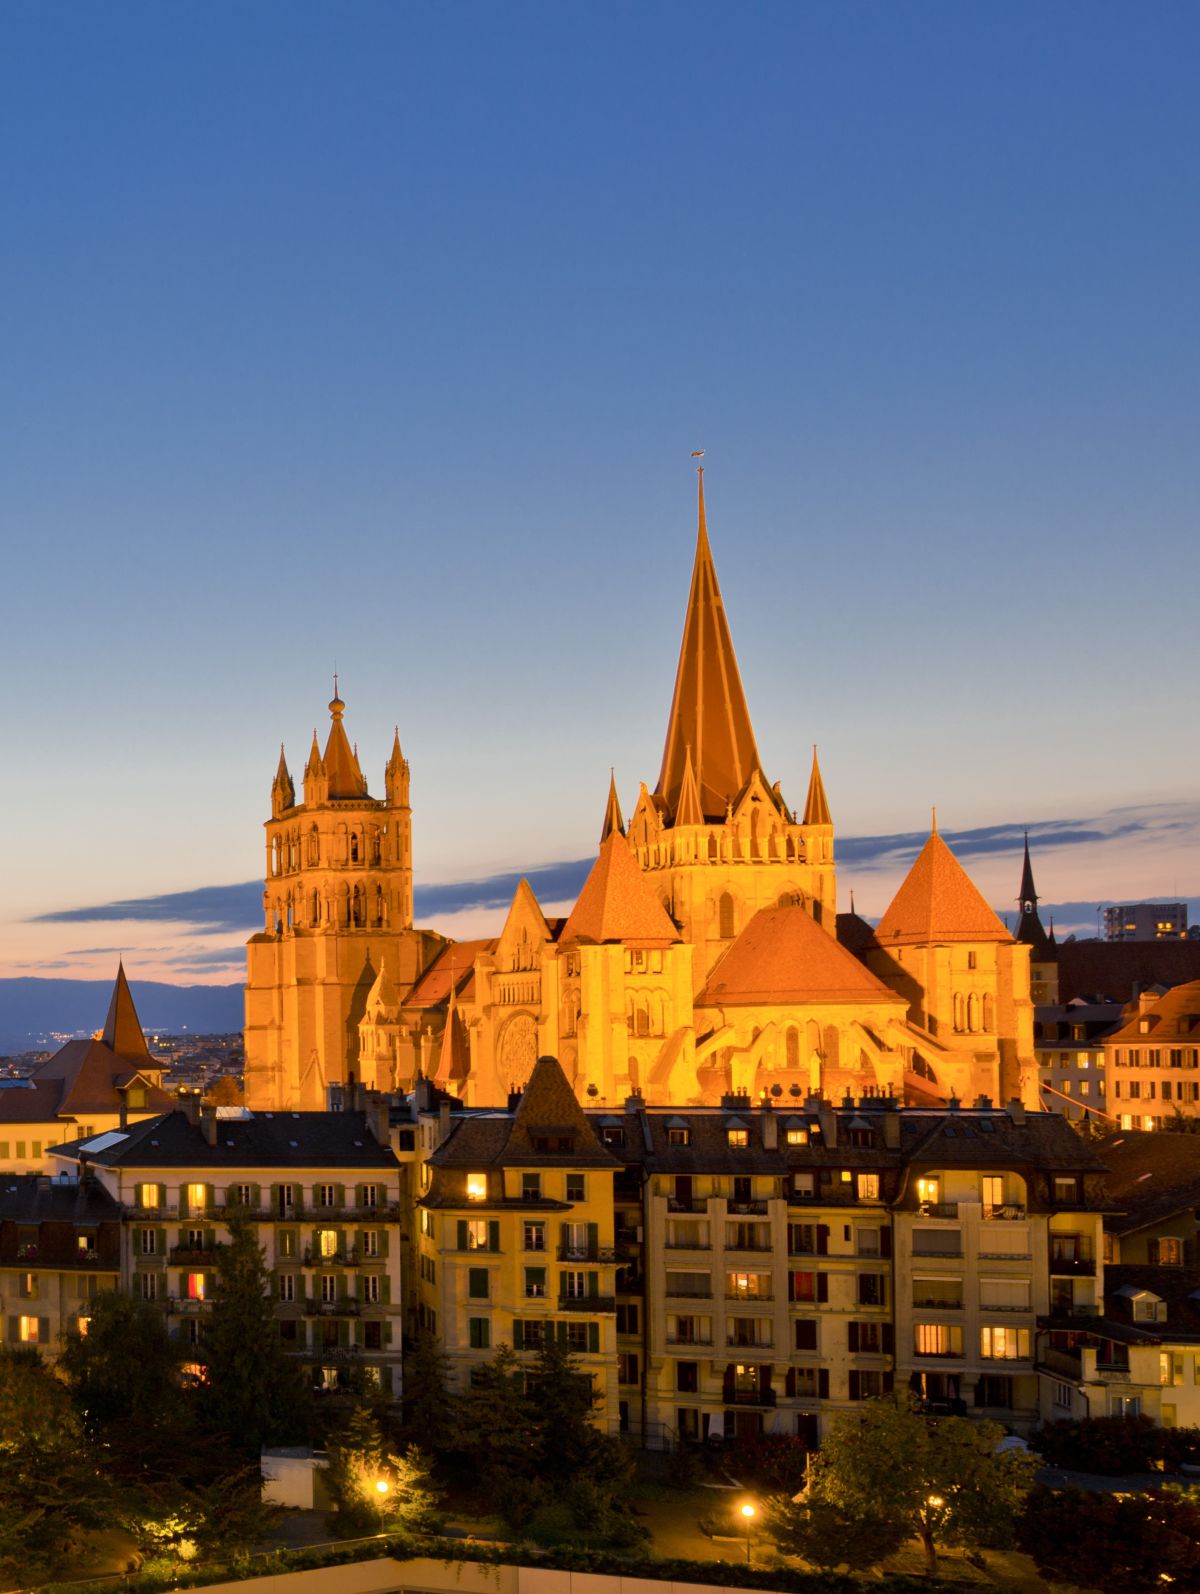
(691, 448, 704, 475)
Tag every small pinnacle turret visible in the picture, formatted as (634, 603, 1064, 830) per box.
(802, 746, 832, 827)
(272, 744, 295, 816)
(1015, 832, 1054, 957)
(600, 771, 625, 842)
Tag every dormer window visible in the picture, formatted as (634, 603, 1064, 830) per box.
(1133, 1294, 1167, 1323)
(786, 1128, 808, 1146)
(1053, 1176, 1081, 1205)
(466, 1173, 487, 1202)
(600, 1127, 625, 1148)
(667, 1127, 691, 1147)
(726, 1128, 749, 1148)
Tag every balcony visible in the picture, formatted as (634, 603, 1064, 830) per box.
(1095, 1362, 1132, 1382)
(724, 1238, 772, 1253)
(1050, 1255, 1096, 1276)
(919, 1202, 960, 1220)
(306, 1299, 361, 1317)
(557, 1296, 617, 1314)
(912, 1297, 964, 1311)
(726, 1292, 774, 1304)
(667, 1197, 708, 1214)
(726, 1200, 769, 1216)
(303, 1248, 359, 1267)
(666, 1333, 713, 1346)
(722, 1387, 777, 1408)
(727, 1336, 774, 1351)
(665, 1285, 713, 1299)
(169, 1245, 220, 1264)
(983, 1205, 1027, 1221)
(556, 1245, 617, 1263)
(664, 1238, 711, 1251)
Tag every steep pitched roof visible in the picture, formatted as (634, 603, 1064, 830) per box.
(405, 940, 493, 1009)
(1056, 941, 1200, 1004)
(600, 773, 625, 842)
(1015, 834, 1054, 958)
(322, 683, 366, 799)
(673, 744, 705, 827)
(655, 471, 760, 822)
(1096, 1130, 1200, 1234)
(429, 1055, 620, 1171)
(432, 993, 471, 1086)
(1107, 981, 1200, 1045)
(802, 747, 831, 826)
(559, 833, 681, 947)
(875, 831, 1011, 947)
(698, 906, 906, 1007)
(101, 963, 152, 1062)
(48, 1110, 398, 1169)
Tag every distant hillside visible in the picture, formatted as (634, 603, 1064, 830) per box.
(0, 978, 243, 1054)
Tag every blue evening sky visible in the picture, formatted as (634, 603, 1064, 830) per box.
(0, 2, 1197, 978)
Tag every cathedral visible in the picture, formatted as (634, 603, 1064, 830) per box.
(244, 473, 1038, 1113)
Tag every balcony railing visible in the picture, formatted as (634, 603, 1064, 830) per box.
(726, 1200, 769, 1216)
(667, 1197, 708, 1214)
(722, 1387, 777, 1408)
(912, 1297, 964, 1311)
(919, 1202, 960, 1220)
(666, 1333, 713, 1346)
(724, 1238, 772, 1253)
(556, 1245, 617, 1263)
(664, 1239, 711, 1251)
(726, 1292, 774, 1303)
(1050, 1255, 1096, 1275)
(558, 1296, 617, 1314)
(169, 1245, 220, 1264)
(305, 1299, 361, 1317)
(983, 1205, 1027, 1221)
(303, 1248, 359, 1267)
(1095, 1363, 1132, 1381)
(665, 1285, 713, 1299)
(727, 1336, 774, 1350)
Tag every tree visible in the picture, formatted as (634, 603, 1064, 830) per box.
(401, 1330, 458, 1457)
(325, 1403, 438, 1537)
(452, 1343, 538, 1487)
(1020, 1483, 1200, 1594)
(765, 1494, 905, 1572)
(61, 1290, 185, 1437)
(200, 1209, 312, 1455)
(806, 1392, 1036, 1574)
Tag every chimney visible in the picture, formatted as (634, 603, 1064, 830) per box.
(974, 1095, 993, 1111)
(1007, 1098, 1026, 1126)
(881, 1108, 901, 1150)
(181, 1092, 201, 1127)
(817, 1103, 838, 1149)
(118, 1099, 128, 1131)
(200, 1104, 218, 1148)
(366, 1098, 391, 1147)
(761, 1101, 778, 1152)
(947, 1094, 960, 1112)
(78, 1152, 92, 1186)
(624, 1092, 646, 1112)
(327, 1081, 345, 1112)
(438, 1102, 452, 1145)
(507, 1088, 524, 1112)
(1139, 989, 1157, 1014)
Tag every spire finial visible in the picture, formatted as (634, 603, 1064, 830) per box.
(330, 673, 344, 718)
(802, 745, 832, 827)
(601, 768, 625, 843)
(691, 451, 706, 542)
(931, 804, 938, 835)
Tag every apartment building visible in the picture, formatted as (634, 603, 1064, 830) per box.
(0, 1175, 121, 1352)
(46, 1103, 405, 1396)
(414, 1056, 621, 1424)
(1105, 983, 1200, 1130)
(1035, 997, 1122, 1125)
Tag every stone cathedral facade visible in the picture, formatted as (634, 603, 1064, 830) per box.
(245, 474, 1038, 1113)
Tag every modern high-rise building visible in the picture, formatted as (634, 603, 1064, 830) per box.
(1104, 903, 1189, 942)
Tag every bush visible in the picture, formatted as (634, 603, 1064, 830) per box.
(1035, 1415, 1200, 1475)
(1020, 1482, 1200, 1593)
(729, 1431, 811, 1493)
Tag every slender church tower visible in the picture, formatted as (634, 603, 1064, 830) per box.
(244, 683, 446, 1108)
(1015, 832, 1058, 1005)
(626, 466, 836, 985)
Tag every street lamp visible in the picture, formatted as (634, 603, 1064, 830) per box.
(375, 1479, 390, 1496)
(740, 1502, 756, 1564)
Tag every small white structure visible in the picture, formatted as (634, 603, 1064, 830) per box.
(261, 1447, 329, 1509)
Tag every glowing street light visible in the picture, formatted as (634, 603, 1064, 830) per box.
(740, 1502, 756, 1563)
(375, 1479, 390, 1496)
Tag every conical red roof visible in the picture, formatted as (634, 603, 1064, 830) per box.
(876, 832, 1010, 946)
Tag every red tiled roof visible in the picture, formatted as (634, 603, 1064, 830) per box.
(405, 940, 494, 1008)
(1106, 980, 1200, 1045)
(560, 834, 681, 947)
(875, 832, 1010, 946)
(698, 906, 907, 1007)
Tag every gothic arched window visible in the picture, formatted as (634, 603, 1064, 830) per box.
(719, 892, 736, 940)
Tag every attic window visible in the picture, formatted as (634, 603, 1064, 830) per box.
(727, 1128, 749, 1148)
(667, 1127, 691, 1146)
(786, 1129, 808, 1146)
(601, 1128, 625, 1148)
(466, 1173, 487, 1202)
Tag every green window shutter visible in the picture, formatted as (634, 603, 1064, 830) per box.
(513, 1320, 524, 1350)
(559, 1222, 568, 1250)
(159, 1183, 168, 1211)
(379, 1229, 390, 1258)
(380, 1274, 390, 1304)
(556, 1322, 568, 1346)
(588, 1322, 599, 1354)
(354, 1184, 365, 1209)
(488, 1221, 500, 1252)
(526, 1266, 546, 1290)
(587, 1272, 599, 1297)
(270, 1183, 280, 1213)
(335, 1184, 346, 1210)
(158, 1228, 168, 1254)
(251, 1184, 261, 1210)
(384, 1322, 393, 1345)
(7, 1315, 18, 1342)
(335, 1228, 345, 1254)
(457, 1220, 468, 1251)
(206, 1184, 216, 1214)
(339, 1320, 350, 1348)
(587, 1222, 598, 1252)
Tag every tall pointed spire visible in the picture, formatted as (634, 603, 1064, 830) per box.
(101, 961, 152, 1062)
(600, 770, 625, 842)
(322, 679, 367, 799)
(802, 746, 832, 826)
(272, 744, 295, 816)
(1015, 831, 1053, 956)
(655, 465, 761, 821)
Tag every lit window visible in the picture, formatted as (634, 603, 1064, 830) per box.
(186, 1273, 206, 1301)
(318, 1229, 337, 1258)
(667, 1128, 691, 1146)
(727, 1128, 749, 1148)
(980, 1325, 1030, 1360)
(785, 1128, 807, 1146)
(857, 1174, 880, 1200)
(466, 1173, 487, 1201)
(465, 1220, 489, 1250)
(917, 1177, 940, 1205)
(76, 1315, 90, 1337)
(186, 1183, 207, 1213)
(18, 1316, 40, 1343)
(138, 1183, 160, 1210)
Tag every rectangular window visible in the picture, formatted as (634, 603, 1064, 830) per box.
(616, 1303, 640, 1335)
(278, 1229, 297, 1258)
(618, 1352, 639, 1384)
(857, 1173, 879, 1200)
(316, 1184, 337, 1209)
(1053, 1177, 1080, 1204)
(140, 1228, 157, 1255)
(361, 1230, 379, 1258)
(467, 1173, 487, 1201)
(186, 1272, 206, 1301)
(320, 1274, 337, 1303)
(522, 1267, 545, 1299)
(667, 1127, 691, 1146)
(980, 1325, 1031, 1360)
(563, 1321, 590, 1352)
(469, 1268, 491, 1300)
(231, 1183, 253, 1208)
(465, 1219, 489, 1250)
(140, 1272, 158, 1301)
(18, 1316, 40, 1344)
(360, 1184, 378, 1208)
(916, 1177, 940, 1205)
(790, 1270, 817, 1302)
(561, 1269, 586, 1299)
(856, 1226, 881, 1257)
(980, 1277, 1031, 1311)
(726, 1271, 770, 1299)
(468, 1316, 490, 1349)
(858, 1272, 886, 1308)
(318, 1229, 337, 1258)
(524, 1221, 546, 1251)
(279, 1274, 295, 1302)
(914, 1322, 963, 1357)
(186, 1183, 207, 1213)
(522, 1173, 542, 1200)
(566, 1174, 585, 1202)
(561, 1221, 589, 1257)
(785, 1128, 808, 1146)
(1054, 1380, 1073, 1410)
(726, 1128, 749, 1148)
(363, 1274, 380, 1304)
(138, 1183, 160, 1210)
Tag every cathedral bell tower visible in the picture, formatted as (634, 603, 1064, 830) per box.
(244, 683, 444, 1109)
(626, 467, 837, 986)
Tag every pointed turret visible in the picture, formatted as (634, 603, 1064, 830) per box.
(673, 744, 705, 827)
(600, 771, 625, 842)
(802, 746, 832, 826)
(561, 832, 682, 947)
(303, 727, 327, 806)
(1015, 832, 1053, 957)
(876, 828, 1011, 946)
(101, 962, 152, 1062)
(322, 677, 367, 799)
(656, 468, 761, 821)
(433, 989, 471, 1087)
(271, 745, 295, 817)
(385, 725, 409, 808)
